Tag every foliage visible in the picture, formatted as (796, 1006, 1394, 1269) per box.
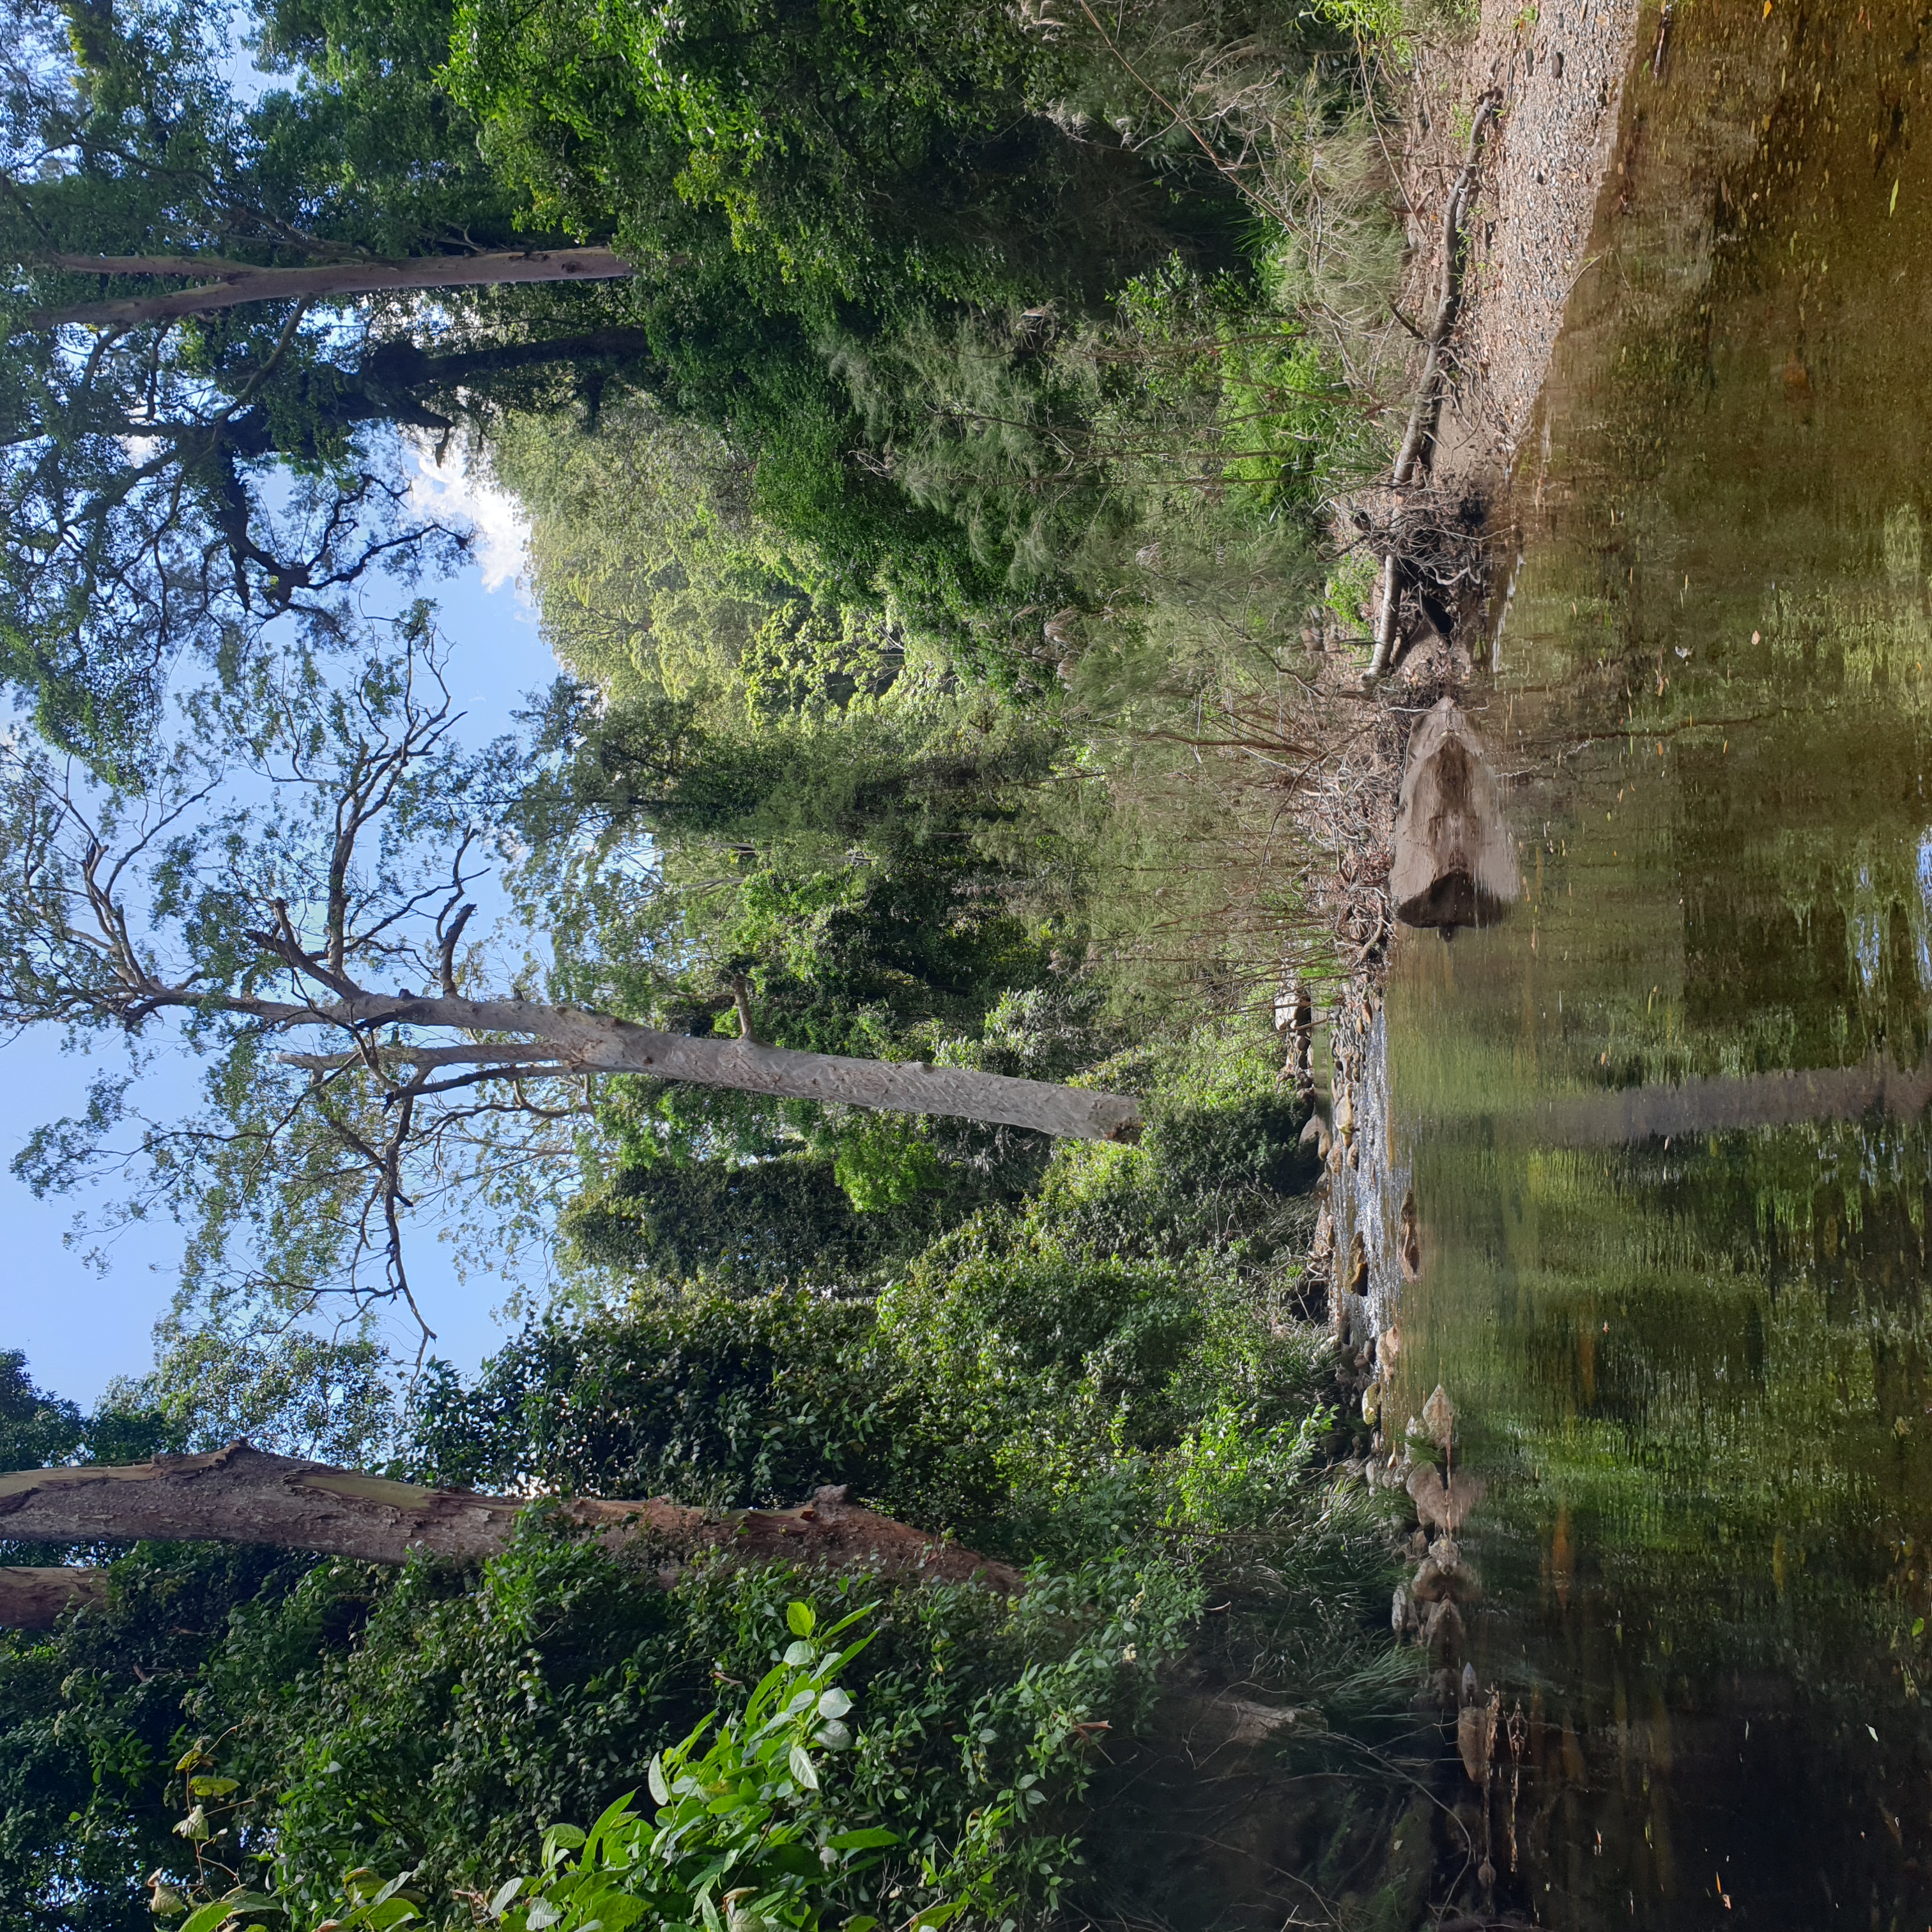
(0, 1542, 307, 1932)
(411, 1027, 1324, 1557)
(104, 1320, 401, 1468)
(0, 617, 598, 1324)
(442, 1599, 919, 1932)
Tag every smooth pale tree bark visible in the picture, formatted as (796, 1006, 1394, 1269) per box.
(29, 248, 635, 328)
(272, 988, 1144, 1142)
(0, 1444, 1021, 1627)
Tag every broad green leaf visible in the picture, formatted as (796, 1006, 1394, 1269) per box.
(815, 1689, 852, 1720)
(788, 1745, 818, 1791)
(584, 1791, 640, 1860)
(191, 1777, 240, 1798)
(785, 1601, 816, 1637)
(489, 1879, 525, 1918)
(821, 1603, 879, 1641)
(826, 1828, 898, 1851)
(178, 1903, 236, 1932)
(647, 1757, 672, 1806)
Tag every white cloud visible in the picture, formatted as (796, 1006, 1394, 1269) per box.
(406, 436, 532, 600)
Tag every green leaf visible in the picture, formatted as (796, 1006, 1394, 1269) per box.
(583, 1790, 641, 1865)
(785, 1601, 816, 1637)
(489, 1880, 525, 1919)
(647, 1756, 672, 1806)
(788, 1745, 818, 1791)
(815, 1689, 852, 1720)
(826, 1829, 898, 1851)
(192, 1776, 240, 1798)
(362, 1903, 420, 1932)
(179, 1904, 236, 1932)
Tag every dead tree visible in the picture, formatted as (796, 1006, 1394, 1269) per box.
(0, 1443, 1020, 1629)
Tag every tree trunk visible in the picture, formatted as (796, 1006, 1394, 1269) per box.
(273, 991, 1144, 1142)
(0, 1444, 1020, 1627)
(30, 249, 634, 328)
(0, 1566, 111, 1627)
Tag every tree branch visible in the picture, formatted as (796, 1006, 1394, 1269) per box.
(29, 249, 635, 328)
(0, 1445, 1020, 1625)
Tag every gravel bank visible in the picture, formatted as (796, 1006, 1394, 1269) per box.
(1409, 0, 1652, 494)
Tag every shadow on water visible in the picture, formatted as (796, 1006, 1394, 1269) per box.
(1380, 0, 1932, 1920)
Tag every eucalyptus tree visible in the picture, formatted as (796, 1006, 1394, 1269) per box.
(0, 0, 655, 772)
(0, 617, 1137, 1337)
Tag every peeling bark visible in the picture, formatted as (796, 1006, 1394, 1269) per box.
(0, 1445, 1020, 1627)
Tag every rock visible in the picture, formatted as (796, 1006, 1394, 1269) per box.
(1457, 1701, 1497, 1782)
(1423, 1595, 1465, 1662)
(1412, 1542, 1483, 1605)
(1407, 1461, 1485, 1535)
(1420, 1384, 1455, 1450)
(1390, 699, 1520, 933)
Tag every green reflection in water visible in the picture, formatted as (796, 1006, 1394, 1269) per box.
(1383, 0, 1932, 1919)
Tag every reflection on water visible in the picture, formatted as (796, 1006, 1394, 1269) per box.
(1383, 0, 1932, 1920)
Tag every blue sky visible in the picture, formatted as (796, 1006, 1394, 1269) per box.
(3, 449, 562, 1408)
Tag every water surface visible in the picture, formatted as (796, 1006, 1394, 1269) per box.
(1383, 0, 1932, 1920)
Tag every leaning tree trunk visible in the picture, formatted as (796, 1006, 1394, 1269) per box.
(273, 989, 1144, 1142)
(0, 1445, 1019, 1628)
(29, 248, 634, 328)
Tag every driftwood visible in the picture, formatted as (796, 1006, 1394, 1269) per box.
(0, 1445, 1020, 1629)
(1389, 698, 1519, 933)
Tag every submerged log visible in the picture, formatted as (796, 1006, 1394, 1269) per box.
(0, 1445, 1019, 1627)
(1390, 698, 1519, 935)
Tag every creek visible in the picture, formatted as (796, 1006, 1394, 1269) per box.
(1371, 0, 1932, 1919)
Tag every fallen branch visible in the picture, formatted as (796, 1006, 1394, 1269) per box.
(0, 1445, 1020, 1628)
(1365, 93, 1501, 687)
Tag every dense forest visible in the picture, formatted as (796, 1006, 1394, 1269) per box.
(0, 0, 1445, 1925)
